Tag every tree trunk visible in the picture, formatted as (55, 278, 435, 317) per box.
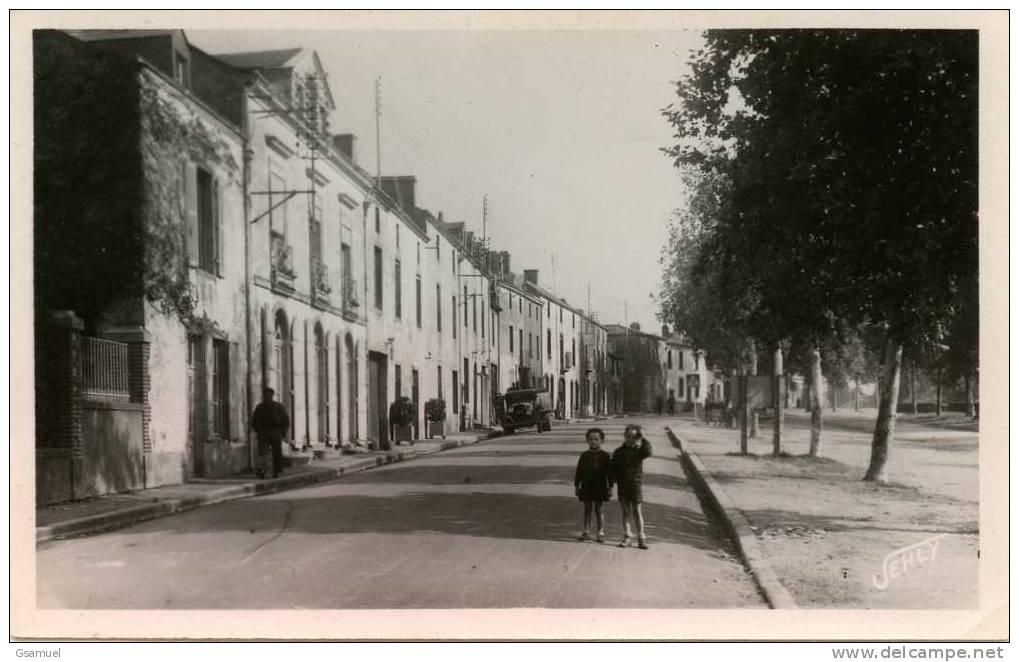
(749, 341, 759, 438)
(910, 360, 918, 414)
(864, 342, 903, 483)
(773, 346, 784, 455)
(935, 366, 943, 417)
(808, 346, 823, 457)
(965, 371, 976, 418)
(854, 374, 861, 412)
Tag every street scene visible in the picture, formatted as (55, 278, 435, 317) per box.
(25, 17, 989, 637)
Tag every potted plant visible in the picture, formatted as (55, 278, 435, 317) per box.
(389, 396, 416, 445)
(424, 398, 447, 440)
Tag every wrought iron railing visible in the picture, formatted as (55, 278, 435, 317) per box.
(312, 258, 332, 295)
(271, 233, 295, 286)
(342, 276, 360, 311)
(81, 336, 129, 403)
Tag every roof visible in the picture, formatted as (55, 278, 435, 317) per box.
(213, 47, 304, 70)
(65, 29, 179, 42)
(604, 323, 663, 342)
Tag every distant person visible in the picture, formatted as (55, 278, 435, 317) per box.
(655, 394, 664, 415)
(612, 424, 652, 549)
(574, 428, 613, 543)
(251, 387, 290, 479)
(667, 392, 676, 415)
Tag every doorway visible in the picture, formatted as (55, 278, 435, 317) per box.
(368, 351, 388, 449)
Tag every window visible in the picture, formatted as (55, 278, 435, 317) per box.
(415, 276, 422, 328)
(481, 298, 485, 337)
(509, 325, 514, 352)
(518, 299, 522, 314)
(463, 359, 470, 404)
(529, 333, 533, 359)
(452, 369, 459, 413)
(463, 286, 468, 326)
(452, 252, 456, 274)
(437, 366, 443, 401)
(519, 329, 523, 357)
(472, 295, 477, 332)
(547, 329, 551, 358)
(269, 169, 287, 237)
(559, 307, 563, 323)
(196, 168, 219, 274)
(396, 225, 400, 248)
(559, 333, 564, 368)
(394, 258, 402, 318)
(211, 339, 229, 437)
(509, 293, 513, 309)
(668, 350, 673, 369)
(395, 364, 402, 398)
(436, 284, 442, 332)
(375, 207, 381, 233)
(679, 351, 684, 370)
(374, 247, 383, 309)
(452, 296, 457, 339)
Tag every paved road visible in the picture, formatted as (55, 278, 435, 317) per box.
(37, 417, 763, 609)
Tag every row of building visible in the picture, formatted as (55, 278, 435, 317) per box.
(33, 29, 718, 505)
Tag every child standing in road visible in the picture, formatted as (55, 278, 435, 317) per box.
(574, 428, 613, 542)
(612, 424, 653, 549)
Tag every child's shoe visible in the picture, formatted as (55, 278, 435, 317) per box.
(637, 536, 649, 550)
(577, 531, 591, 541)
(617, 536, 632, 548)
(596, 532, 606, 543)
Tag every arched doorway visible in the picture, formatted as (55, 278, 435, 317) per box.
(346, 334, 358, 443)
(273, 310, 293, 443)
(314, 323, 329, 444)
(557, 377, 566, 419)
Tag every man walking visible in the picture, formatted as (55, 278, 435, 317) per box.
(251, 387, 290, 479)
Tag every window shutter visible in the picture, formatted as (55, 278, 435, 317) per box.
(213, 178, 223, 276)
(205, 338, 216, 439)
(230, 340, 242, 439)
(185, 162, 199, 267)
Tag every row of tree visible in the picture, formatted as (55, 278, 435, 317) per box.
(658, 30, 978, 482)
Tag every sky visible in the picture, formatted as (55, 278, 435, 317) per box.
(189, 28, 702, 333)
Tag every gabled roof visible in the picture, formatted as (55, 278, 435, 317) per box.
(214, 47, 335, 109)
(213, 47, 304, 69)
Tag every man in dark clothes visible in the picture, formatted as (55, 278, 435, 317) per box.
(611, 423, 653, 549)
(251, 387, 290, 479)
(667, 392, 676, 415)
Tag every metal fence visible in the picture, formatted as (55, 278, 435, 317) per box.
(81, 336, 130, 403)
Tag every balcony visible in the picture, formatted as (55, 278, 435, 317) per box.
(342, 276, 360, 321)
(311, 258, 332, 308)
(270, 233, 296, 294)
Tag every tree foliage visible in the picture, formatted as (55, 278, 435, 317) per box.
(659, 30, 978, 479)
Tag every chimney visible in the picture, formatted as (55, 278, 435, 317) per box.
(500, 251, 511, 275)
(380, 176, 417, 212)
(332, 134, 356, 162)
(524, 269, 539, 285)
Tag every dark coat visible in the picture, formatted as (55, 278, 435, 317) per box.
(251, 400, 290, 438)
(574, 449, 613, 502)
(611, 439, 652, 487)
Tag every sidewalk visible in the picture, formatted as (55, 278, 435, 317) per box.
(664, 411, 978, 608)
(36, 433, 487, 544)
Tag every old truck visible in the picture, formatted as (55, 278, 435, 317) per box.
(492, 387, 553, 435)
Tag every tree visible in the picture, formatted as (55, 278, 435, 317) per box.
(662, 30, 978, 482)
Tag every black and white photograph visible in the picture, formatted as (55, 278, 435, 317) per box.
(10, 9, 1009, 645)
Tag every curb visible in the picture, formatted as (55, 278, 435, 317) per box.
(665, 426, 797, 609)
(37, 436, 481, 545)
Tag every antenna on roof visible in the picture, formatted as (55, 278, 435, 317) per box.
(374, 77, 382, 191)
